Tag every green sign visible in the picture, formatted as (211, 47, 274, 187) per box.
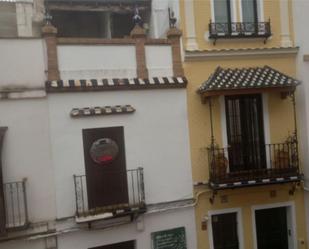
(151, 227, 187, 249)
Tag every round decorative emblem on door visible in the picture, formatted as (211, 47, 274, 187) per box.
(90, 138, 119, 165)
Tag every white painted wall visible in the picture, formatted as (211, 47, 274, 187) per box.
(47, 89, 193, 218)
(145, 45, 173, 77)
(150, 0, 180, 38)
(293, 0, 309, 241)
(0, 39, 46, 88)
(58, 207, 196, 249)
(57, 45, 137, 80)
(1, 236, 45, 249)
(0, 98, 56, 222)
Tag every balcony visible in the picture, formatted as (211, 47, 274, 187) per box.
(73, 168, 146, 223)
(208, 21, 271, 44)
(207, 141, 301, 190)
(3, 180, 28, 230)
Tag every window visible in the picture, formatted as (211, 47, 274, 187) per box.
(50, 10, 138, 38)
(209, 0, 270, 41)
(0, 2, 17, 37)
(47, 0, 152, 38)
(213, 0, 231, 23)
(82, 127, 128, 209)
(225, 94, 266, 172)
(241, 0, 258, 23)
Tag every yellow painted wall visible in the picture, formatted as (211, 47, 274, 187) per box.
(184, 55, 307, 249)
(185, 56, 298, 182)
(179, 0, 294, 51)
(195, 184, 307, 249)
(179, 0, 306, 248)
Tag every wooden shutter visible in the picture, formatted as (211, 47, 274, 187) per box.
(225, 94, 266, 172)
(255, 207, 289, 249)
(212, 212, 239, 249)
(0, 127, 7, 236)
(89, 240, 135, 249)
(82, 127, 128, 210)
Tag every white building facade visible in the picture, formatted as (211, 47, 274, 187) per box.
(0, 1, 197, 249)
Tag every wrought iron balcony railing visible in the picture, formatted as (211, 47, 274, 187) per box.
(73, 168, 146, 220)
(4, 180, 28, 230)
(207, 141, 300, 189)
(208, 21, 271, 44)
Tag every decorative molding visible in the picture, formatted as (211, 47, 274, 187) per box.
(0, 89, 46, 100)
(209, 175, 302, 190)
(185, 47, 299, 61)
(70, 105, 135, 118)
(57, 38, 170, 46)
(146, 198, 194, 214)
(46, 77, 187, 92)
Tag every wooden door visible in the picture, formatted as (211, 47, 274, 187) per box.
(212, 212, 239, 249)
(255, 207, 289, 249)
(83, 127, 128, 210)
(0, 127, 7, 236)
(89, 240, 135, 249)
(225, 94, 266, 172)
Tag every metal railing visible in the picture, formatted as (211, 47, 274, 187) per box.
(209, 21, 271, 40)
(73, 168, 145, 218)
(208, 141, 299, 184)
(3, 179, 28, 229)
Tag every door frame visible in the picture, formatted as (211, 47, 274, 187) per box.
(208, 208, 245, 249)
(251, 202, 297, 249)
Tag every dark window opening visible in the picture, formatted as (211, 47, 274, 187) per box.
(89, 240, 135, 249)
(50, 9, 149, 38)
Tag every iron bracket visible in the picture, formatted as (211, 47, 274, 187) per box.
(209, 190, 217, 204)
(289, 182, 298, 195)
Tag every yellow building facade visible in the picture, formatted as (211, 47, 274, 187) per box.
(179, 0, 307, 249)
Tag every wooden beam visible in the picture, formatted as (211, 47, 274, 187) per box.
(57, 37, 171, 46)
(48, 3, 149, 12)
(200, 86, 296, 98)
